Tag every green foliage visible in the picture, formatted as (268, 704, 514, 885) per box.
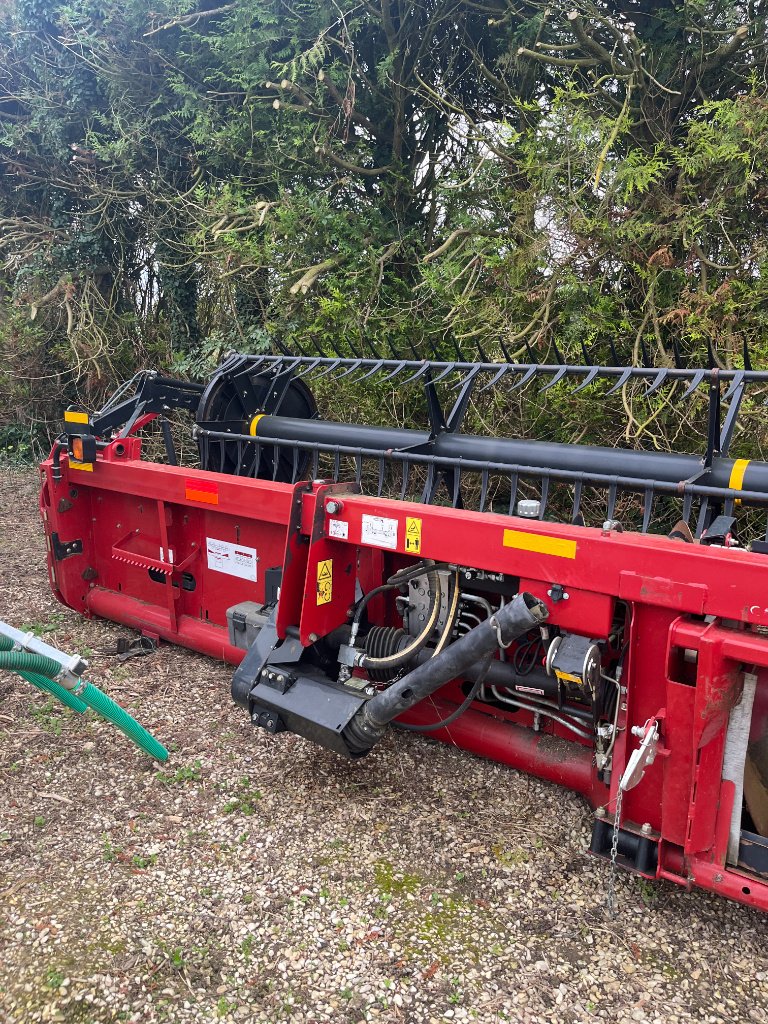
(0, 0, 767, 447)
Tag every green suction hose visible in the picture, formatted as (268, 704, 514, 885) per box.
(67, 680, 167, 761)
(19, 671, 89, 714)
(0, 647, 168, 761)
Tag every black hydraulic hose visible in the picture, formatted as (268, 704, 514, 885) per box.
(396, 654, 492, 733)
(343, 592, 548, 754)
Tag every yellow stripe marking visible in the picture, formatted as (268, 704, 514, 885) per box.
(64, 410, 89, 424)
(503, 529, 577, 560)
(69, 460, 94, 472)
(249, 414, 266, 436)
(555, 670, 582, 684)
(729, 459, 750, 491)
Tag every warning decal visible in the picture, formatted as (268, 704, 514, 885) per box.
(361, 514, 398, 550)
(206, 538, 258, 581)
(405, 517, 422, 554)
(317, 558, 333, 605)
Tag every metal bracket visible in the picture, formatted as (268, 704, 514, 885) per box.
(50, 532, 83, 561)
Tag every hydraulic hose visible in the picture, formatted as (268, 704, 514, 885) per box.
(0, 649, 168, 761)
(358, 562, 443, 673)
(396, 653, 492, 733)
(343, 592, 548, 754)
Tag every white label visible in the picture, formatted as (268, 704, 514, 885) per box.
(206, 538, 258, 582)
(361, 514, 398, 550)
(328, 519, 348, 540)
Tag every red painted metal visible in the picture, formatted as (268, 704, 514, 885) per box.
(38, 438, 768, 911)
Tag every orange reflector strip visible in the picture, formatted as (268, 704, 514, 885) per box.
(185, 479, 219, 505)
(503, 529, 577, 560)
(64, 410, 89, 424)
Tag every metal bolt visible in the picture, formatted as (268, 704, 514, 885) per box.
(595, 806, 606, 818)
(641, 822, 652, 835)
(276, 674, 284, 684)
(309, 632, 319, 643)
(326, 499, 343, 515)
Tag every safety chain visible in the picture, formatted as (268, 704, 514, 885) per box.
(606, 785, 624, 917)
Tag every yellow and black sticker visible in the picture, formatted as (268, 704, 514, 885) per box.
(502, 529, 577, 560)
(405, 517, 422, 554)
(317, 558, 333, 605)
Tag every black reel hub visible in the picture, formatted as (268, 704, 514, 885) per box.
(196, 355, 316, 480)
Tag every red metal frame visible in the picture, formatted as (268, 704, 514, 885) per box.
(39, 436, 768, 911)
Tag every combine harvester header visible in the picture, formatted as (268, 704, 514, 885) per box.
(40, 352, 768, 910)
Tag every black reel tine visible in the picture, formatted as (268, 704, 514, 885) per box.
(422, 464, 437, 505)
(295, 358, 322, 379)
(248, 443, 261, 477)
(723, 370, 745, 403)
(452, 469, 462, 509)
(695, 498, 710, 538)
(291, 446, 300, 483)
(330, 359, 363, 381)
(377, 457, 385, 497)
(743, 338, 753, 372)
(644, 369, 668, 398)
(605, 368, 633, 397)
(681, 369, 706, 401)
(571, 480, 583, 524)
(508, 473, 519, 516)
(539, 366, 568, 393)
(355, 454, 363, 485)
(639, 335, 652, 369)
(510, 366, 538, 392)
(479, 364, 512, 394)
(448, 370, 474, 392)
(312, 359, 343, 381)
(606, 482, 617, 521)
(539, 476, 550, 518)
(218, 440, 226, 474)
(479, 469, 489, 513)
(399, 461, 410, 501)
(571, 366, 601, 394)
(429, 363, 457, 386)
(381, 361, 408, 382)
(310, 449, 320, 480)
(641, 487, 654, 534)
(401, 363, 432, 385)
(355, 360, 387, 383)
(271, 444, 281, 481)
(682, 491, 693, 524)
(236, 440, 244, 475)
(333, 449, 341, 483)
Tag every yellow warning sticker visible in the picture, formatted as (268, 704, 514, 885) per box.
(405, 517, 422, 554)
(317, 558, 333, 605)
(503, 529, 576, 560)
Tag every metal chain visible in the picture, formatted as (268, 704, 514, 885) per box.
(606, 785, 624, 917)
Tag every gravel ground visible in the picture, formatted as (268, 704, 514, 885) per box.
(0, 466, 766, 1024)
